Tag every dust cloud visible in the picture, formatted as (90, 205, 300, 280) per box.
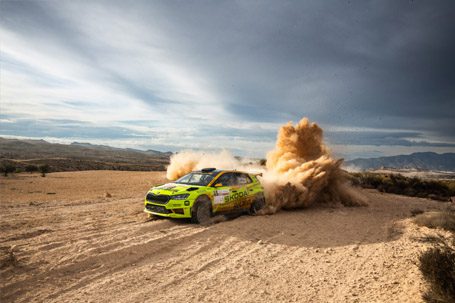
(166, 117, 367, 213)
(166, 150, 261, 180)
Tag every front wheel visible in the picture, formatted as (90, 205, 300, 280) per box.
(191, 197, 212, 224)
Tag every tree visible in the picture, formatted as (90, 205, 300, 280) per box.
(39, 164, 50, 177)
(25, 165, 38, 174)
(1, 164, 16, 177)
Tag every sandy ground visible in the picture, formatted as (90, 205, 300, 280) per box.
(0, 171, 451, 303)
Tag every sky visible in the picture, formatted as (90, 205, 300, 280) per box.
(0, 0, 454, 160)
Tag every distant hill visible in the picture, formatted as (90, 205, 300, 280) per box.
(344, 152, 455, 172)
(0, 137, 171, 172)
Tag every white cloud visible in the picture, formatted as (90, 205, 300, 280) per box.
(1, 1, 453, 158)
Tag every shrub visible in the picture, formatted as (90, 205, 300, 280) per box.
(351, 173, 455, 201)
(39, 164, 50, 177)
(419, 239, 455, 303)
(411, 208, 425, 217)
(25, 165, 38, 173)
(414, 210, 455, 232)
(0, 163, 16, 176)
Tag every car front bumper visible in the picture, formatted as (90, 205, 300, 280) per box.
(143, 202, 192, 218)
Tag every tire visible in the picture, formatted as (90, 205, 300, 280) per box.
(249, 195, 265, 215)
(191, 197, 212, 224)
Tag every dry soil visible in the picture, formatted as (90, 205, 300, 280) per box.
(0, 171, 451, 302)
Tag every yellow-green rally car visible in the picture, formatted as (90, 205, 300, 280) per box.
(144, 168, 265, 223)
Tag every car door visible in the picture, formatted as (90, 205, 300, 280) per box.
(211, 172, 237, 213)
(233, 173, 253, 209)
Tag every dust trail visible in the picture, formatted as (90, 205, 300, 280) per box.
(166, 150, 259, 180)
(166, 117, 367, 213)
(261, 118, 367, 213)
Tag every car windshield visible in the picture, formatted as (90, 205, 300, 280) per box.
(175, 173, 214, 186)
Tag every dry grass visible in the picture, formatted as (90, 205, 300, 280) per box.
(419, 237, 455, 303)
(411, 208, 425, 217)
(416, 213, 455, 303)
(414, 210, 455, 232)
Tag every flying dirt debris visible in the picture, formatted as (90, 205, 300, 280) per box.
(166, 117, 367, 214)
(261, 118, 368, 213)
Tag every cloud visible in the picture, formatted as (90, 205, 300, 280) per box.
(0, 0, 454, 158)
(325, 129, 455, 147)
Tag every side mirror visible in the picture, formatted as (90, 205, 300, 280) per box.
(214, 183, 223, 187)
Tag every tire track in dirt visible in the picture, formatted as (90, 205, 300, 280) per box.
(1, 171, 452, 303)
(2, 220, 207, 302)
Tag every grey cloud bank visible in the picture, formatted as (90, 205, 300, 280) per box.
(0, 0, 454, 159)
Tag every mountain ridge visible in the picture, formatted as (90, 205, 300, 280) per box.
(0, 137, 171, 172)
(344, 152, 455, 172)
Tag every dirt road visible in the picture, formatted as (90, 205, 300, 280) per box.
(0, 171, 450, 302)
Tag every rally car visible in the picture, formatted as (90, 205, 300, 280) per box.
(144, 168, 265, 223)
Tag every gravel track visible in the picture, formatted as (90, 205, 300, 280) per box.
(0, 171, 450, 302)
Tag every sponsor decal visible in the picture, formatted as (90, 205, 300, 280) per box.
(214, 189, 229, 204)
(215, 189, 230, 195)
(224, 190, 248, 203)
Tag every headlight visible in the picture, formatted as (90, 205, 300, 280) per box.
(172, 194, 189, 200)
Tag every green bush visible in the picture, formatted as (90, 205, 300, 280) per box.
(0, 163, 16, 176)
(39, 164, 50, 177)
(25, 165, 38, 173)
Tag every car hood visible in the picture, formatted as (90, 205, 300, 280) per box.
(149, 183, 203, 195)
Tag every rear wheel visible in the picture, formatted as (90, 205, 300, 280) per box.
(249, 195, 265, 215)
(191, 197, 212, 224)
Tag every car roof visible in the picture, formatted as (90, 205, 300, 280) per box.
(192, 168, 250, 175)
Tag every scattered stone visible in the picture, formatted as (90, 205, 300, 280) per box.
(105, 192, 112, 198)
